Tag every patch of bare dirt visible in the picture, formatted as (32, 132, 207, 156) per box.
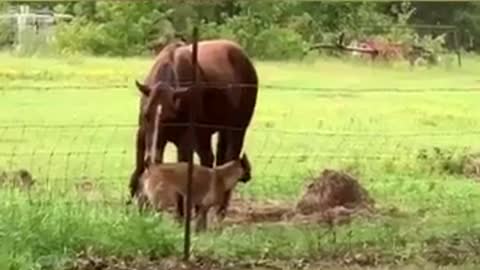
(219, 169, 376, 227)
(68, 252, 475, 270)
(67, 251, 240, 270)
(224, 198, 294, 225)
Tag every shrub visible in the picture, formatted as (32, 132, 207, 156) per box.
(0, 3, 15, 50)
(252, 27, 308, 60)
(54, 2, 174, 56)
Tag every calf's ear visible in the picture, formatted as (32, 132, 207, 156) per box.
(240, 153, 251, 169)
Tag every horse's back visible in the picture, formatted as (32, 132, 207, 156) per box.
(175, 39, 257, 85)
(176, 39, 258, 126)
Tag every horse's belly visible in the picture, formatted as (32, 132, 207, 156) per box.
(200, 90, 250, 126)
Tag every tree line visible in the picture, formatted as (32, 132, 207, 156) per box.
(1, 1, 479, 59)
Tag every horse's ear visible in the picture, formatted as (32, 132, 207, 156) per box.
(135, 80, 150, 96)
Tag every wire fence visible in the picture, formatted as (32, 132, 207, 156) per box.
(2, 120, 479, 222)
(2, 83, 480, 93)
(1, 92, 479, 197)
(1, 83, 480, 192)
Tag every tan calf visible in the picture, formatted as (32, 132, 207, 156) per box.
(137, 154, 251, 232)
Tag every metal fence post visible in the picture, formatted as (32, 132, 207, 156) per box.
(453, 28, 462, 68)
(183, 25, 199, 262)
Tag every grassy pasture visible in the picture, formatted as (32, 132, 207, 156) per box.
(1, 53, 480, 269)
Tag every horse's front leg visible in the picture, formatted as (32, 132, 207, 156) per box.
(128, 126, 146, 202)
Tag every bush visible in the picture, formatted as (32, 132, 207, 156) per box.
(0, 3, 14, 50)
(54, 2, 174, 56)
(0, 19, 14, 49)
(252, 27, 308, 60)
(54, 19, 102, 55)
(51, 1, 472, 60)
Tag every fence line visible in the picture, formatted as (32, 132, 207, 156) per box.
(0, 151, 424, 159)
(1, 123, 480, 137)
(2, 83, 480, 93)
(0, 150, 128, 156)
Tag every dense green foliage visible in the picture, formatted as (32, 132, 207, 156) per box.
(2, 1, 480, 58)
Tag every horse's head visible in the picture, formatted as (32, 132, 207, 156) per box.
(135, 43, 191, 165)
(135, 79, 189, 124)
(135, 77, 190, 161)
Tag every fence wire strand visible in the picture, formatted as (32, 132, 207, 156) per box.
(2, 82, 480, 93)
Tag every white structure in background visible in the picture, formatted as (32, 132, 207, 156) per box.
(0, 5, 73, 54)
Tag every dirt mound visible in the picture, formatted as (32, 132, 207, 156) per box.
(296, 169, 375, 216)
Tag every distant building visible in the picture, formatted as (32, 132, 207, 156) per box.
(0, 5, 73, 54)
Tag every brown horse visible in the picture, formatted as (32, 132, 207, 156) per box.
(129, 39, 258, 219)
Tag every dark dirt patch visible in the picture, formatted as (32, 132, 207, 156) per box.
(65, 251, 375, 270)
(66, 252, 212, 270)
(224, 198, 294, 225)
(67, 251, 480, 270)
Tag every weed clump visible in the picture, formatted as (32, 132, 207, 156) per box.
(0, 168, 35, 190)
(416, 147, 480, 179)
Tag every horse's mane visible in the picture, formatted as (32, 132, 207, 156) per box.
(146, 40, 187, 87)
(155, 40, 187, 62)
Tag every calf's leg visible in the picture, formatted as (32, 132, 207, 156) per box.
(195, 206, 209, 232)
(175, 193, 184, 222)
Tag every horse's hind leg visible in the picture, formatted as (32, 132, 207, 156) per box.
(215, 130, 228, 166)
(216, 129, 248, 220)
(197, 131, 214, 168)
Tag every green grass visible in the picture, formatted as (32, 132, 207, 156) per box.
(1, 52, 480, 269)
